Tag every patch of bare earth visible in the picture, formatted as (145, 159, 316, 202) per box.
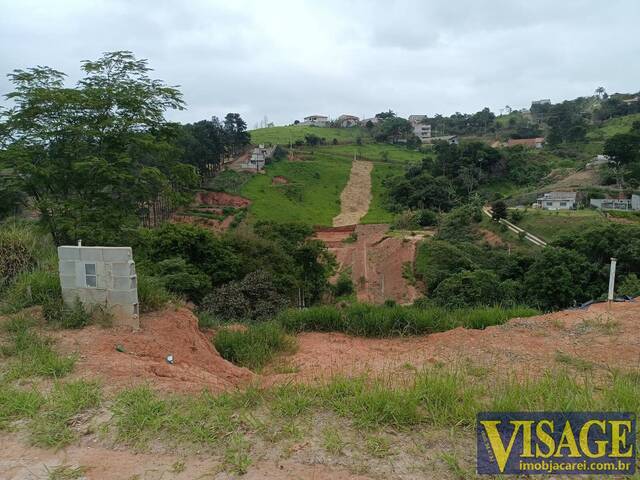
(53, 307, 253, 394)
(332, 160, 373, 227)
(264, 301, 640, 385)
(171, 191, 251, 233)
(315, 224, 422, 305)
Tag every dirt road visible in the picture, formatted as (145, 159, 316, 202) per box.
(332, 160, 372, 227)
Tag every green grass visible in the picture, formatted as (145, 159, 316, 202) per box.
(0, 384, 45, 429)
(275, 304, 538, 338)
(516, 209, 608, 242)
(241, 153, 352, 225)
(249, 125, 370, 145)
(315, 143, 425, 164)
(1, 315, 76, 380)
(29, 380, 101, 448)
(361, 162, 404, 224)
(587, 113, 640, 141)
(214, 322, 296, 371)
(203, 170, 253, 194)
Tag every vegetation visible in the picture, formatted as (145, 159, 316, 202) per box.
(249, 125, 370, 145)
(214, 322, 295, 370)
(241, 151, 352, 225)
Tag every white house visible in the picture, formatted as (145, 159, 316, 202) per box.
(408, 115, 432, 142)
(58, 245, 139, 328)
(536, 192, 577, 210)
(591, 194, 640, 211)
(336, 114, 360, 128)
(302, 115, 328, 127)
(586, 155, 612, 170)
(423, 135, 458, 145)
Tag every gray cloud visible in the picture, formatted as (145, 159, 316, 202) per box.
(1, 0, 639, 127)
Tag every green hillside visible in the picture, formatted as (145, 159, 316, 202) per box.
(587, 113, 640, 141)
(315, 143, 425, 164)
(250, 125, 371, 145)
(240, 152, 352, 225)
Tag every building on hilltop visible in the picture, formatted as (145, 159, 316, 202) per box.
(506, 137, 545, 149)
(408, 115, 432, 142)
(302, 114, 328, 127)
(336, 114, 360, 128)
(536, 192, 577, 210)
(422, 135, 458, 145)
(532, 99, 551, 106)
(590, 194, 640, 211)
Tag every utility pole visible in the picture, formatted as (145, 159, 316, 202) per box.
(607, 257, 617, 307)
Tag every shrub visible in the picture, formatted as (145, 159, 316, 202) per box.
(137, 274, 173, 313)
(0, 224, 39, 290)
(214, 322, 295, 370)
(414, 240, 477, 292)
(619, 273, 640, 298)
(415, 209, 438, 227)
(152, 257, 211, 303)
(332, 272, 354, 297)
(1, 269, 61, 313)
(276, 306, 344, 333)
(201, 270, 289, 322)
(431, 269, 505, 308)
(392, 211, 419, 230)
(42, 297, 90, 329)
(510, 209, 524, 223)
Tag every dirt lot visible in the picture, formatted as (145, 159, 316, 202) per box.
(316, 225, 425, 304)
(332, 161, 373, 227)
(2, 301, 639, 479)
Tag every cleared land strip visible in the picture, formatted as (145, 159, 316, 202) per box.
(332, 160, 373, 227)
(482, 207, 547, 246)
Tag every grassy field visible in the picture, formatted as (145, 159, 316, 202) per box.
(315, 143, 426, 165)
(587, 113, 640, 141)
(241, 153, 352, 225)
(249, 125, 371, 145)
(515, 209, 608, 242)
(360, 162, 403, 224)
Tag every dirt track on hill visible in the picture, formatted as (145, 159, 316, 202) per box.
(332, 160, 372, 227)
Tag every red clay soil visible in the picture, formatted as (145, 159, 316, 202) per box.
(272, 175, 289, 185)
(54, 307, 253, 394)
(315, 224, 421, 304)
(263, 301, 640, 384)
(194, 191, 251, 208)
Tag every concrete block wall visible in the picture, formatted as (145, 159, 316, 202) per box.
(57, 246, 139, 328)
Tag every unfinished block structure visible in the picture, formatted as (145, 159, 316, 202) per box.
(58, 245, 139, 328)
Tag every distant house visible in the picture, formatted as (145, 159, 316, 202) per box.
(506, 137, 545, 149)
(302, 115, 328, 127)
(536, 192, 577, 210)
(337, 114, 360, 128)
(532, 99, 551, 106)
(586, 155, 612, 169)
(622, 96, 639, 105)
(408, 115, 432, 142)
(590, 194, 640, 211)
(241, 144, 275, 171)
(423, 135, 458, 145)
(360, 116, 381, 126)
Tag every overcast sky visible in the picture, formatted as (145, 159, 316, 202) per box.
(1, 0, 639, 128)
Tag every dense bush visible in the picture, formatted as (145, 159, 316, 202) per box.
(137, 274, 173, 313)
(214, 322, 294, 370)
(436, 204, 483, 242)
(151, 257, 211, 303)
(0, 223, 53, 291)
(431, 270, 508, 308)
(42, 297, 90, 329)
(201, 270, 289, 322)
(618, 273, 640, 298)
(1, 269, 61, 313)
(414, 240, 477, 292)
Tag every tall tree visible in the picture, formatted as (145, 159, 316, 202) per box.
(0, 51, 198, 245)
(223, 113, 250, 158)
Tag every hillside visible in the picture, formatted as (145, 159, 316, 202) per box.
(250, 125, 371, 145)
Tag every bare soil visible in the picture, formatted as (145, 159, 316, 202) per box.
(315, 225, 421, 305)
(53, 307, 254, 394)
(332, 161, 373, 227)
(272, 175, 289, 185)
(263, 301, 640, 384)
(194, 191, 251, 208)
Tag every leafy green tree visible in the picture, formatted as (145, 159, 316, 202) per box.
(223, 113, 250, 157)
(603, 133, 640, 187)
(178, 117, 227, 177)
(0, 51, 197, 245)
(414, 239, 477, 292)
(491, 201, 508, 221)
(432, 269, 504, 308)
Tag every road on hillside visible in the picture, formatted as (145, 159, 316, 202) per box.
(332, 160, 373, 227)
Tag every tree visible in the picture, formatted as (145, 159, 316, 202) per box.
(375, 109, 396, 120)
(491, 201, 508, 221)
(223, 113, 250, 158)
(603, 133, 640, 187)
(304, 133, 321, 146)
(0, 51, 197, 245)
(178, 117, 227, 177)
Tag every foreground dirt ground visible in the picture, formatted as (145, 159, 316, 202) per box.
(2, 301, 639, 479)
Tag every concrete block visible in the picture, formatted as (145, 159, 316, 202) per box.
(58, 261, 77, 276)
(58, 246, 80, 261)
(107, 290, 138, 305)
(102, 247, 132, 263)
(62, 289, 82, 304)
(59, 275, 78, 289)
(112, 276, 136, 291)
(85, 288, 108, 304)
(79, 248, 104, 262)
(112, 262, 135, 277)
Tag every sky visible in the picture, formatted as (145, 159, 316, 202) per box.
(1, 0, 639, 128)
